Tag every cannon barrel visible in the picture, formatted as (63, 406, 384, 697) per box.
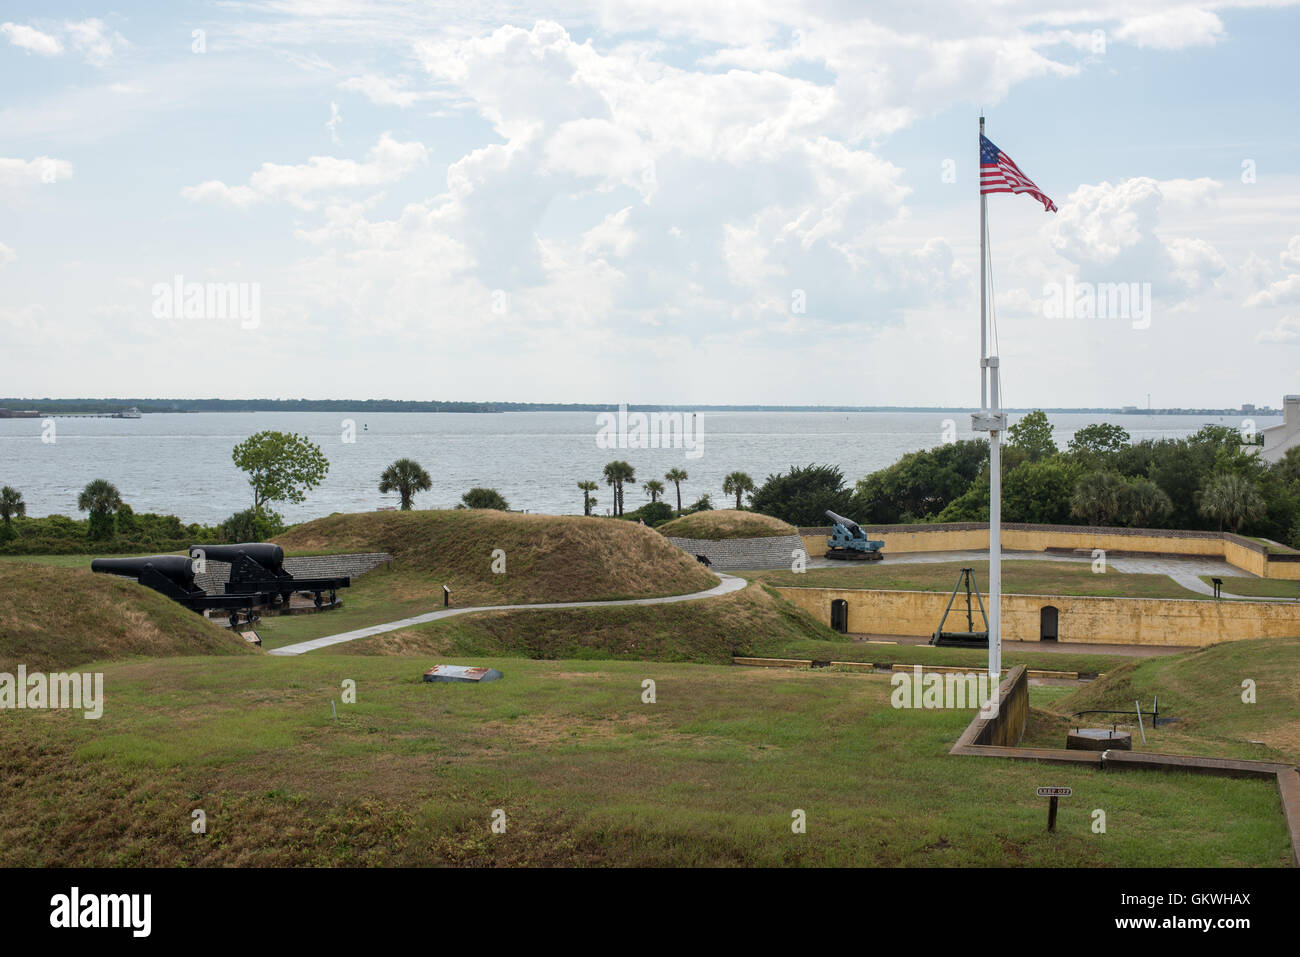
(190, 543, 284, 569)
(824, 510, 862, 535)
(91, 555, 196, 584)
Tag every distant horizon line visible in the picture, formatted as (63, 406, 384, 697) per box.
(0, 398, 1279, 417)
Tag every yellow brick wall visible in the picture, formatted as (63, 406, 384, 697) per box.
(799, 524, 1296, 579)
(774, 585, 1300, 647)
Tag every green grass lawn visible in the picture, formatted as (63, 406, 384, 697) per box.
(0, 654, 1287, 867)
(1200, 575, 1300, 599)
(752, 560, 1212, 600)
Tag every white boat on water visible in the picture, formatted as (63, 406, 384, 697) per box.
(114, 407, 142, 419)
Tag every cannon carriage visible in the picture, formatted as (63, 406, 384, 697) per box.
(91, 554, 270, 627)
(91, 542, 351, 625)
(823, 510, 885, 561)
(190, 543, 349, 609)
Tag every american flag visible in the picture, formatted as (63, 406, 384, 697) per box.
(980, 134, 1056, 213)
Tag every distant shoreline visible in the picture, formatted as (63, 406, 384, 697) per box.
(0, 399, 1278, 417)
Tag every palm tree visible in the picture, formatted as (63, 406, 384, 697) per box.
(603, 460, 635, 516)
(577, 480, 598, 516)
(77, 478, 123, 541)
(378, 458, 432, 510)
(0, 486, 25, 528)
(1198, 472, 1264, 533)
(643, 479, 665, 504)
(1119, 478, 1172, 528)
(1069, 471, 1125, 526)
(664, 468, 688, 514)
(722, 471, 755, 510)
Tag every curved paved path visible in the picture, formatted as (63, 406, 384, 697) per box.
(268, 572, 748, 656)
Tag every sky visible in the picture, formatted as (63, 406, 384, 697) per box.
(2, 1, 1299, 409)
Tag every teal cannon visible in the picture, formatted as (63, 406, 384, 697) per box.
(824, 510, 885, 561)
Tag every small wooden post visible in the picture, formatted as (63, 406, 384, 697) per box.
(1037, 786, 1071, 832)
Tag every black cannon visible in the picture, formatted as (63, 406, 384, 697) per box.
(91, 555, 206, 601)
(91, 554, 265, 626)
(189, 542, 349, 609)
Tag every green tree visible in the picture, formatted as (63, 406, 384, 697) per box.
(1197, 472, 1264, 533)
(622, 501, 674, 526)
(750, 464, 851, 525)
(0, 486, 25, 528)
(378, 458, 432, 510)
(1069, 471, 1126, 526)
(220, 507, 286, 543)
(1119, 477, 1173, 528)
(231, 431, 329, 512)
(77, 479, 124, 541)
(1067, 423, 1130, 465)
(602, 460, 635, 516)
(1007, 409, 1057, 462)
(115, 502, 140, 538)
(935, 475, 989, 522)
(643, 479, 665, 503)
(853, 439, 987, 523)
(459, 487, 509, 510)
(722, 471, 756, 510)
(664, 468, 688, 515)
(577, 480, 599, 516)
(1003, 460, 1081, 525)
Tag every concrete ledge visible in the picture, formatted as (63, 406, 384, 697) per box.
(1278, 769, 1300, 868)
(732, 656, 812, 668)
(1099, 750, 1293, 781)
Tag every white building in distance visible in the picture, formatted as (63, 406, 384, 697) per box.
(1258, 395, 1300, 463)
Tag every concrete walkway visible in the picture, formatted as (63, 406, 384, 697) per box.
(268, 572, 748, 656)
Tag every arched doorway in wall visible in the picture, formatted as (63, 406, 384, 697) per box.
(1040, 605, 1059, 641)
(831, 599, 849, 634)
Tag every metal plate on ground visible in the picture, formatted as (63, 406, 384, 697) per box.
(423, 665, 503, 683)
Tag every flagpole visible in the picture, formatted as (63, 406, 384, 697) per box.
(979, 116, 988, 415)
(974, 114, 1004, 683)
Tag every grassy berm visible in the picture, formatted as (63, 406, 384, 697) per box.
(1025, 636, 1300, 765)
(330, 583, 841, 663)
(656, 509, 797, 539)
(276, 509, 715, 605)
(257, 509, 737, 649)
(0, 562, 257, 671)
